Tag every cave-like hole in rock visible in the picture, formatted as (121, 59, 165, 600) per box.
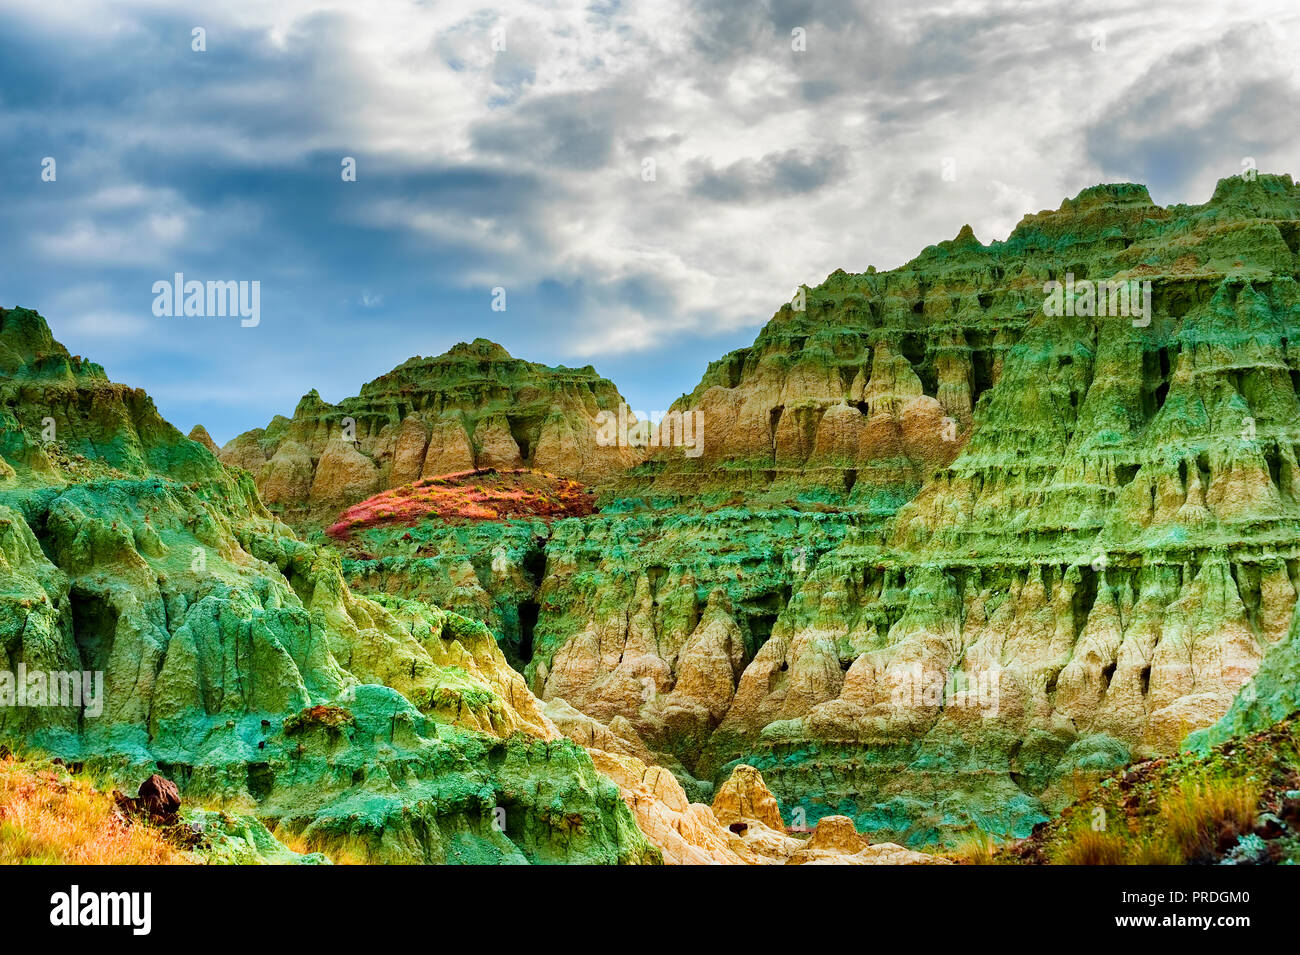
(746, 612, 779, 659)
(69, 588, 118, 674)
(1265, 445, 1283, 494)
(523, 543, 547, 587)
(769, 406, 784, 447)
(1154, 376, 1171, 411)
(507, 415, 536, 463)
(899, 334, 937, 396)
(971, 347, 994, 404)
(1101, 661, 1117, 691)
(517, 600, 539, 663)
(1142, 346, 1175, 417)
(1196, 451, 1212, 492)
(247, 762, 275, 801)
(1071, 567, 1099, 641)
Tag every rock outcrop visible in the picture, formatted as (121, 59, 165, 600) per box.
(578, 754, 940, 864)
(0, 308, 657, 865)
(711, 763, 785, 832)
(31, 174, 1296, 858)
(338, 174, 1300, 847)
(219, 338, 642, 523)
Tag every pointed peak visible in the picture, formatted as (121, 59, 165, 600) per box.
(188, 425, 220, 454)
(292, 389, 332, 417)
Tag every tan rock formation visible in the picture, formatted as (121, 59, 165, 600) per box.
(421, 413, 476, 477)
(309, 437, 380, 506)
(589, 749, 746, 865)
(584, 753, 943, 865)
(187, 425, 220, 454)
(473, 414, 525, 470)
(220, 340, 642, 523)
(711, 763, 785, 832)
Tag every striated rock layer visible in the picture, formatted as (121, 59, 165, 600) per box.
(0, 308, 658, 864)
(3, 307, 890, 866)
(340, 174, 1300, 846)
(220, 338, 642, 523)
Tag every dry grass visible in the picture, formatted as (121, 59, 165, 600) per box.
(1050, 827, 1128, 865)
(1048, 778, 1259, 865)
(951, 829, 997, 865)
(1131, 836, 1183, 865)
(1159, 779, 1260, 863)
(0, 756, 190, 865)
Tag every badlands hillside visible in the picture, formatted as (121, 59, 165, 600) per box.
(5, 173, 1300, 861)
(246, 173, 1300, 846)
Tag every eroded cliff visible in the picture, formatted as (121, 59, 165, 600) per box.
(335, 174, 1300, 846)
(0, 308, 657, 864)
(221, 338, 641, 524)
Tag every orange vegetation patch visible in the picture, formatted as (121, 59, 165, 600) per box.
(327, 468, 596, 539)
(0, 756, 191, 864)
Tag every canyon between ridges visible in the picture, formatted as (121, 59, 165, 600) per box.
(5, 172, 1300, 864)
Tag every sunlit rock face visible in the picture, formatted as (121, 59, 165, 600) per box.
(220, 337, 642, 524)
(336, 175, 1300, 846)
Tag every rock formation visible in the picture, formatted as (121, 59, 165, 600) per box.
(13, 172, 1300, 860)
(220, 338, 641, 523)
(338, 174, 1300, 847)
(0, 308, 656, 864)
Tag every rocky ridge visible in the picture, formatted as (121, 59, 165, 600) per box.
(336, 174, 1300, 846)
(1, 307, 900, 865)
(220, 338, 641, 523)
(0, 308, 656, 864)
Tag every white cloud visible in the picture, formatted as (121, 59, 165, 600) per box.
(7, 0, 1300, 362)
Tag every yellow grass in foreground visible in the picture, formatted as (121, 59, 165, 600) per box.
(0, 756, 190, 865)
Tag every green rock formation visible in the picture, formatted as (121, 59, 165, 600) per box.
(340, 174, 1300, 846)
(18, 173, 1297, 856)
(188, 809, 332, 865)
(0, 307, 658, 864)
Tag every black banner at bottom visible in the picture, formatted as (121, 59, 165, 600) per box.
(0, 862, 1280, 941)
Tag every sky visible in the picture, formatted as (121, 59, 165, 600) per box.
(1, 0, 1299, 444)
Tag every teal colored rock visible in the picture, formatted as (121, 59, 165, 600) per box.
(0, 307, 659, 865)
(188, 809, 332, 865)
(336, 176, 1300, 845)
